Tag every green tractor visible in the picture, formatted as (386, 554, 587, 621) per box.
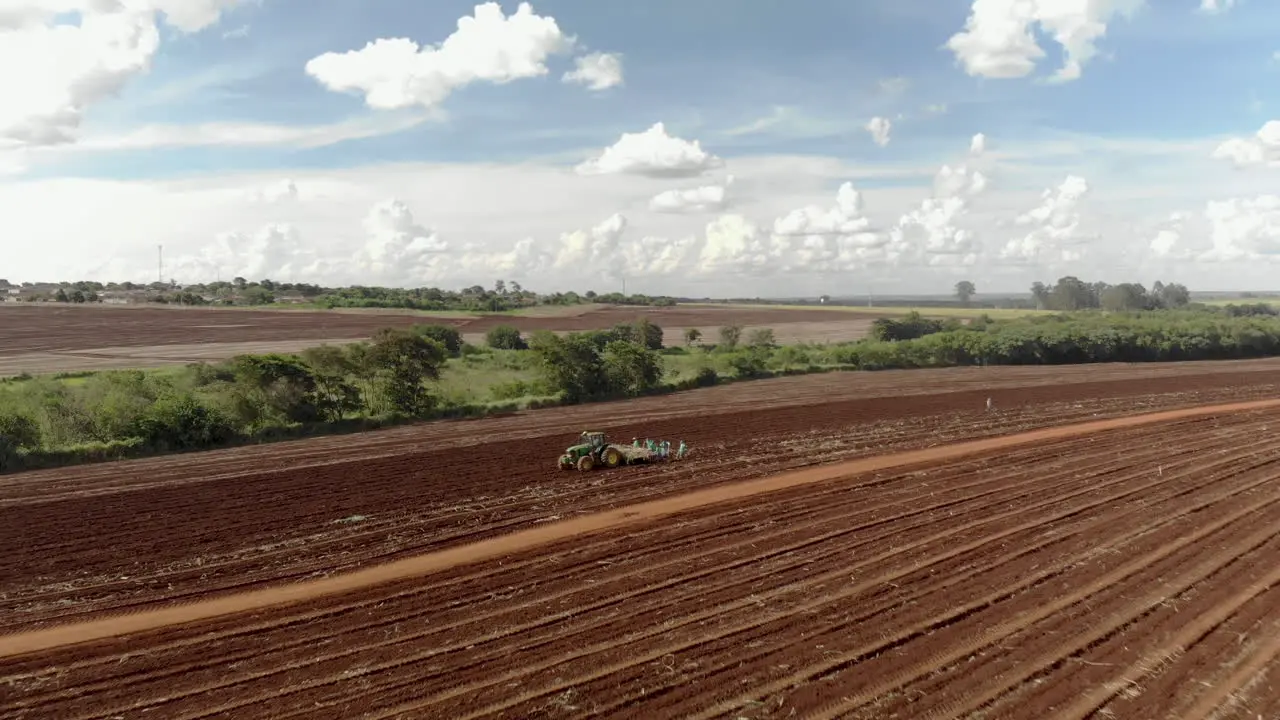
(558, 430, 668, 471)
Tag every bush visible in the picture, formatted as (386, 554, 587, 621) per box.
(134, 394, 238, 451)
(486, 325, 528, 350)
(693, 366, 719, 387)
(0, 411, 41, 449)
(413, 324, 464, 357)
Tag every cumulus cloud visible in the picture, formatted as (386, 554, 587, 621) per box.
(771, 183, 890, 273)
(348, 199, 451, 284)
(696, 215, 789, 276)
(168, 223, 315, 282)
(1203, 195, 1280, 262)
(649, 175, 733, 213)
(0, 0, 245, 147)
(553, 212, 627, 269)
(1001, 175, 1093, 263)
(562, 51, 623, 90)
(1212, 121, 1280, 168)
(305, 2, 574, 111)
(865, 116, 892, 146)
(1148, 212, 1191, 259)
(946, 0, 1143, 82)
(575, 122, 722, 177)
(890, 162, 989, 267)
(970, 132, 987, 155)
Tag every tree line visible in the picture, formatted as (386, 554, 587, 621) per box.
(8, 304, 1280, 473)
(11, 278, 678, 311)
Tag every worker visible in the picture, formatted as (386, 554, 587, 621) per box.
(677, 440, 687, 459)
(662, 440, 671, 459)
(646, 439, 656, 451)
(632, 437, 640, 447)
(985, 397, 994, 412)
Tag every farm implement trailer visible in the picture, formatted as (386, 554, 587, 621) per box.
(558, 431, 688, 471)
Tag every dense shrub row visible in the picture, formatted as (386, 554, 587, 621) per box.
(5, 307, 1280, 473)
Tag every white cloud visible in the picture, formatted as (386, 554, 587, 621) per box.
(1148, 211, 1190, 259)
(1203, 195, 1280, 262)
(1001, 174, 1093, 263)
(946, 0, 1144, 82)
(649, 175, 733, 213)
(970, 132, 987, 155)
(353, 199, 451, 284)
(0, 0, 247, 148)
(10, 139, 1280, 295)
(1212, 121, 1280, 168)
(576, 122, 722, 177)
(771, 183, 890, 273)
(562, 51, 623, 90)
(168, 223, 315, 283)
(72, 113, 427, 151)
(304, 2, 575, 112)
(554, 212, 627, 269)
(696, 214, 788, 276)
(891, 161, 989, 266)
(1198, 0, 1235, 13)
(865, 116, 892, 147)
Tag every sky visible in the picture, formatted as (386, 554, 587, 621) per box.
(0, 0, 1278, 297)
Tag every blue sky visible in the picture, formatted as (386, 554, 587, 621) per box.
(2, 0, 1279, 293)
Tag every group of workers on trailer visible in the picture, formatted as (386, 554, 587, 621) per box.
(631, 437, 687, 460)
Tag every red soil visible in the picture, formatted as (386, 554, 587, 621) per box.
(0, 303, 851, 356)
(4, 362, 1280, 718)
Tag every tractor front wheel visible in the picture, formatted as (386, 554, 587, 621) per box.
(577, 454, 595, 472)
(558, 455, 573, 470)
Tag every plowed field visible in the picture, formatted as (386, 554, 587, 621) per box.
(0, 303, 871, 376)
(5, 363, 1280, 718)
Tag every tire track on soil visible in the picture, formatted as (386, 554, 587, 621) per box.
(325, 428, 1280, 720)
(437, 443, 1280, 720)
(5, 397, 1277, 661)
(15, 433, 1164, 718)
(748, 479, 1280, 720)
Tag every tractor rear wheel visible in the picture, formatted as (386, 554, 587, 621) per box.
(602, 447, 623, 468)
(577, 454, 595, 472)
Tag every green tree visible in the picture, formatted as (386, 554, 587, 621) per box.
(0, 411, 42, 449)
(55, 288, 69, 303)
(366, 329, 446, 416)
(728, 348, 770, 377)
(300, 345, 363, 420)
(632, 318, 665, 350)
(528, 331, 610, 402)
(486, 325, 528, 350)
(719, 323, 743, 350)
(601, 341, 663, 396)
(134, 394, 237, 450)
(955, 280, 976, 305)
(683, 328, 702, 347)
(747, 327, 776, 348)
(226, 354, 325, 427)
(412, 324, 463, 357)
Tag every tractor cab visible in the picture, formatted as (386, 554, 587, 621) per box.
(563, 431, 607, 460)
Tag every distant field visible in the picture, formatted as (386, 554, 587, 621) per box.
(688, 302, 1051, 319)
(0, 302, 874, 377)
(1198, 298, 1280, 307)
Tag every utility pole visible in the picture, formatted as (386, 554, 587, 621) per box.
(158, 245, 163, 284)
